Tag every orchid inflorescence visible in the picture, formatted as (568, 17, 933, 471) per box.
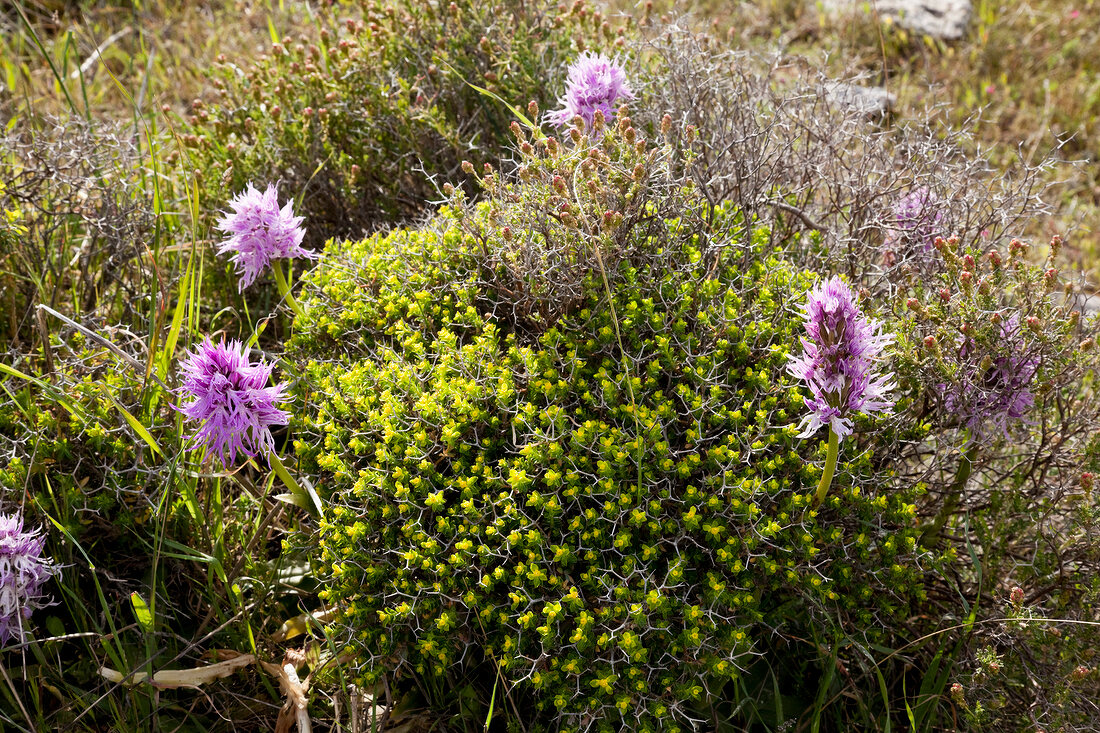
(788, 276, 895, 441)
(178, 339, 290, 466)
(546, 51, 634, 132)
(0, 512, 58, 645)
(216, 182, 316, 291)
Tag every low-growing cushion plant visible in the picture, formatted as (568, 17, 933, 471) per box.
(289, 114, 929, 730)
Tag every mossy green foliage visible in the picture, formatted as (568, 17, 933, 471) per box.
(0, 343, 163, 538)
(291, 197, 925, 728)
(182, 0, 619, 244)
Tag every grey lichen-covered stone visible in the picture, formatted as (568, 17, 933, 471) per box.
(821, 0, 973, 40)
(824, 82, 897, 116)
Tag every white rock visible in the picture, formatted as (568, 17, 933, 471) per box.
(824, 82, 896, 116)
(821, 0, 973, 40)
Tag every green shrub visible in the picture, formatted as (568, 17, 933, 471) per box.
(181, 0, 621, 247)
(886, 232, 1100, 730)
(290, 116, 927, 730)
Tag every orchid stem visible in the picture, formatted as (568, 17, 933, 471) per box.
(271, 260, 304, 319)
(814, 427, 840, 507)
(269, 451, 322, 517)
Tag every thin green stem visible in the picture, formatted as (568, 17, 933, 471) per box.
(271, 259, 304, 319)
(813, 427, 840, 507)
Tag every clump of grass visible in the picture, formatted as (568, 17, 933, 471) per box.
(0, 0, 313, 124)
(178, 0, 623, 246)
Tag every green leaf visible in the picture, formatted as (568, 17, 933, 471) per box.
(130, 592, 153, 632)
(270, 453, 322, 517)
(0, 362, 82, 418)
(159, 252, 193, 383)
(101, 386, 162, 458)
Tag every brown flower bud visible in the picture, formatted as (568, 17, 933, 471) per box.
(1050, 234, 1063, 256)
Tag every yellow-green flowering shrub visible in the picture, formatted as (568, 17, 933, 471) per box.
(290, 116, 928, 730)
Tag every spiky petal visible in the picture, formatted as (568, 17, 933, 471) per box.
(215, 183, 315, 291)
(545, 52, 634, 130)
(787, 277, 895, 440)
(178, 339, 290, 465)
(0, 512, 57, 645)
